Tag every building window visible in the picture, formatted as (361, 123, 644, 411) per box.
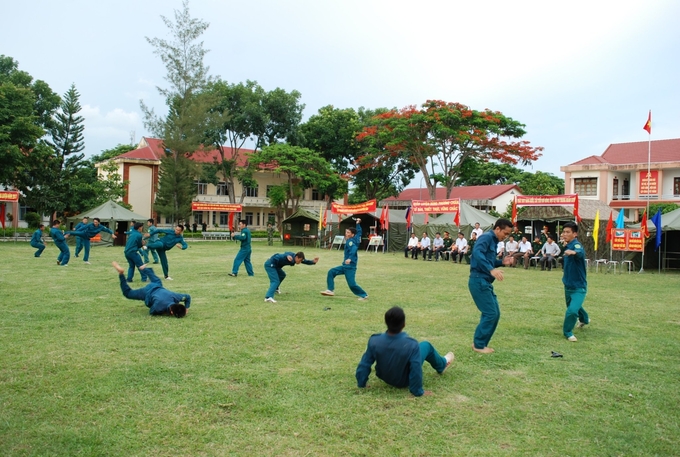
(244, 186, 258, 197)
(216, 182, 228, 196)
(245, 212, 253, 226)
(574, 178, 597, 196)
(220, 213, 228, 226)
(612, 177, 619, 200)
(622, 179, 630, 200)
(312, 189, 326, 201)
(675, 177, 680, 196)
(256, 212, 261, 226)
(195, 181, 207, 195)
(195, 213, 203, 224)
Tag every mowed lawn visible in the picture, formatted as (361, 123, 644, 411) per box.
(1, 240, 679, 456)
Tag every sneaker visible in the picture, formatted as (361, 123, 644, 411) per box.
(57, 260, 61, 265)
(165, 276, 173, 281)
(440, 352, 455, 374)
(228, 273, 237, 277)
(567, 335, 577, 342)
(275, 288, 281, 294)
(264, 297, 277, 303)
(84, 261, 91, 265)
(358, 295, 369, 301)
(577, 320, 589, 328)
(320, 290, 335, 296)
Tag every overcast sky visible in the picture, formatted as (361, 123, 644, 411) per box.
(3, 0, 679, 182)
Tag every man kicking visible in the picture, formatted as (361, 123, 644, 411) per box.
(66, 217, 117, 264)
(112, 261, 190, 317)
(145, 224, 188, 280)
(321, 218, 368, 300)
(263, 251, 318, 303)
(356, 306, 454, 397)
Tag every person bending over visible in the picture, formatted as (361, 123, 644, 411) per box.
(263, 251, 318, 303)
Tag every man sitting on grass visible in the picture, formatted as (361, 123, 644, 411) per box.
(355, 306, 454, 397)
(112, 261, 190, 317)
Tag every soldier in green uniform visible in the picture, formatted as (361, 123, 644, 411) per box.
(560, 222, 589, 342)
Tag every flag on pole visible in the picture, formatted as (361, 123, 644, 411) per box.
(424, 212, 429, 224)
(318, 205, 324, 231)
(605, 211, 614, 243)
(454, 210, 460, 227)
(405, 206, 412, 231)
(0, 204, 5, 229)
(615, 210, 625, 229)
(379, 205, 389, 231)
(322, 209, 327, 229)
(511, 198, 517, 225)
(640, 210, 649, 238)
(228, 212, 235, 232)
(593, 210, 600, 251)
(643, 110, 652, 134)
(651, 208, 662, 251)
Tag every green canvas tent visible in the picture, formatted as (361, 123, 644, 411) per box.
(68, 200, 148, 246)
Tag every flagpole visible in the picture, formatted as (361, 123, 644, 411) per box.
(639, 112, 651, 274)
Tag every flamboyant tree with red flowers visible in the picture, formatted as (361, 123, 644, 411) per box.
(356, 100, 543, 200)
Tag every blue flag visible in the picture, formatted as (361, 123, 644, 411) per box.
(615, 210, 625, 229)
(651, 209, 662, 251)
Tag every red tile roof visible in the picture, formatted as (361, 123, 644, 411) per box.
(566, 138, 680, 166)
(115, 137, 255, 167)
(385, 184, 521, 201)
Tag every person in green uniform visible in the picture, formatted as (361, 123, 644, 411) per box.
(465, 232, 477, 265)
(50, 220, 70, 266)
(267, 223, 274, 246)
(124, 222, 148, 283)
(229, 220, 253, 277)
(145, 225, 188, 280)
(560, 222, 589, 342)
(30, 224, 46, 257)
(73, 216, 88, 258)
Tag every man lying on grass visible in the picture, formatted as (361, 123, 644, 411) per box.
(356, 306, 454, 397)
(112, 261, 190, 317)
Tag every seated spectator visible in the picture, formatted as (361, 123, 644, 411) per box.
(418, 232, 432, 261)
(452, 232, 468, 263)
(496, 239, 505, 259)
(513, 235, 534, 269)
(472, 222, 483, 239)
(464, 232, 477, 264)
(504, 235, 519, 267)
(431, 232, 445, 261)
(441, 231, 454, 260)
(540, 236, 561, 271)
(531, 236, 543, 256)
(404, 233, 419, 259)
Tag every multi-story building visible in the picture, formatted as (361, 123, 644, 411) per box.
(561, 138, 680, 219)
(380, 184, 522, 213)
(98, 137, 330, 229)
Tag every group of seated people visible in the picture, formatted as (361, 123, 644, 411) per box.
(496, 226, 565, 271)
(404, 223, 485, 264)
(404, 224, 565, 271)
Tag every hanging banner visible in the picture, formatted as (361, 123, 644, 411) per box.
(514, 194, 580, 223)
(191, 202, 242, 212)
(612, 229, 644, 252)
(411, 199, 460, 213)
(331, 199, 376, 214)
(638, 170, 658, 195)
(0, 191, 20, 202)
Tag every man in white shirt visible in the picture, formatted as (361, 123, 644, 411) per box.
(540, 236, 561, 271)
(504, 236, 519, 267)
(453, 232, 468, 263)
(513, 235, 534, 269)
(404, 232, 419, 259)
(418, 232, 431, 261)
(472, 222, 484, 239)
(496, 240, 505, 259)
(432, 232, 445, 261)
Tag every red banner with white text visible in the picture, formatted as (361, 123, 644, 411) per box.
(410, 199, 460, 214)
(191, 202, 242, 212)
(331, 199, 376, 214)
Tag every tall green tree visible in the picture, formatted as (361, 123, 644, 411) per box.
(357, 100, 543, 200)
(18, 84, 86, 218)
(248, 144, 346, 222)
(141, 0, 213, 221)
(204, 79, 304, 203)
(456, 159, 564, 195)
(0, 55, 60, 187)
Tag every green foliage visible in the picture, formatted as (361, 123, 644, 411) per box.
(648, 202, 679, 215)
(456, 159, 564, 195)
(0, 55, 60, 187)
(154, 153, 198, 222)
(89, 144, 136, 164)
(249, 144, 345, 217)
(23, 211, 42, 228)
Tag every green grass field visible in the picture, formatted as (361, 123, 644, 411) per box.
(1, 240, 679, 456)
